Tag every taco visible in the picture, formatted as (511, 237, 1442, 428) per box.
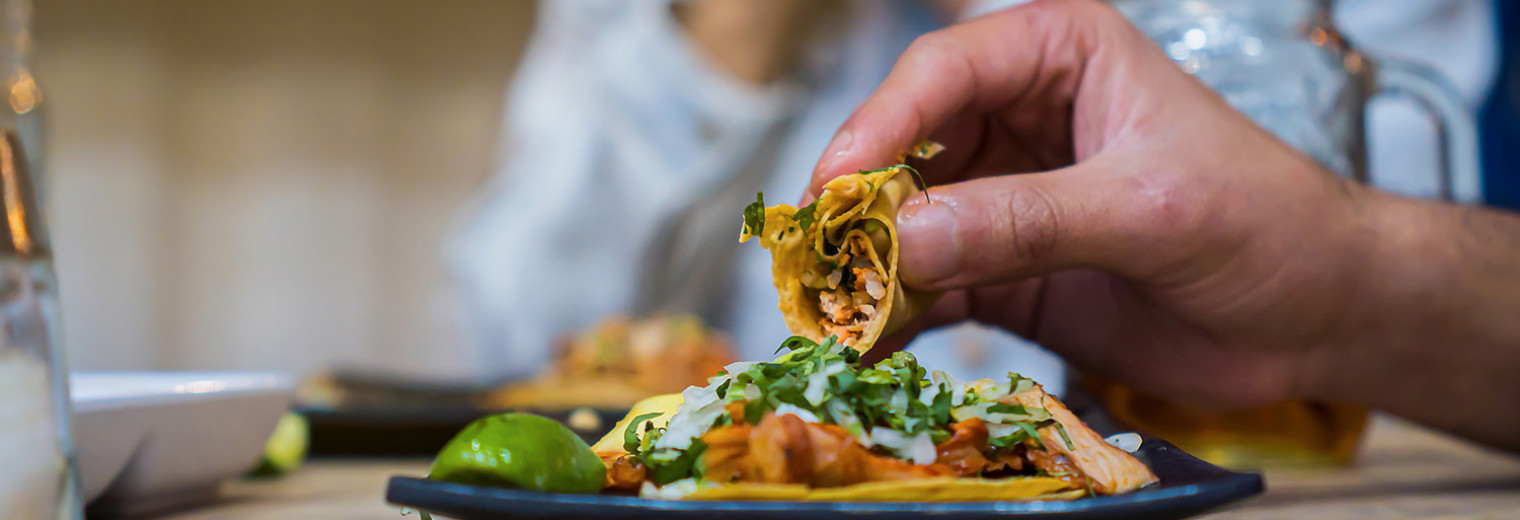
(492, 315, 736, 410)
(593, 335, 1158, 501)
(739, 142, 945, 350)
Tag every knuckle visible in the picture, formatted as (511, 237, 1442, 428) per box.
(1024, 0, 1139, 49)
(996, 184, 1063, 267)
(905, 31, 951, 57)
(1022, 0, 1099, 25)
(1123, 171, 1208, 245)
(901, 32, 961, 76)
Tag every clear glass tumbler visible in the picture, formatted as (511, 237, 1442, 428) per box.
(0, 0, 81, 515)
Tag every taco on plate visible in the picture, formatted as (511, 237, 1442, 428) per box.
(592, 335, 1158, 501)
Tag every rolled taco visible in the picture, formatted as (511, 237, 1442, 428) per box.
(740, 142, 945, 350)
(593, 336, 1158, 501)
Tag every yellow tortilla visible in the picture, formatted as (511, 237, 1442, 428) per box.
(741, 144, 944, 351)
(591, 393, 682, 453)
(679, 477, 1080, 502)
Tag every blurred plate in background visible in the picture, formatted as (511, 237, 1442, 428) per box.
(295, 370, 626, 456)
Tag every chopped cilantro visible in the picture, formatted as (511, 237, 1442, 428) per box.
(774, 335, 818, 355)
(741, 192, 766, 237)
(930, 385, 953, 424)
(623, 412, 663, 453)
(987, 404, 1038, 416)
(644, 439, 707, 485)
(1050, 420, 1077, 451)
(990, 430, 1033, 449)
(1016, 421, 1047, 451)
(616, 333, 1061, 485)
(792, 200, 819, 230)
(899, 164, 932, 204)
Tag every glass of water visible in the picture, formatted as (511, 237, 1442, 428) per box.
(0, 0, 80, 515)
(1114, 0, 1480, 201)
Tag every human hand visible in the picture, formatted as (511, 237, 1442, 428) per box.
(807, 0, 1385, 409)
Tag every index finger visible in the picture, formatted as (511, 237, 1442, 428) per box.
(804, 0, 1106, 199)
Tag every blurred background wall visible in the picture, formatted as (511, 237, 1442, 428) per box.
(36, 0, 535, 379)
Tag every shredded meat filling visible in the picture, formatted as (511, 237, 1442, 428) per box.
(599, 452, 647, 491)
(1024, 446, 1093, 489)
(935, 418, 992, 477)
(817, 240, 885, 345)
(701, 413, 954, 488)
(611, 414, 1111, 493)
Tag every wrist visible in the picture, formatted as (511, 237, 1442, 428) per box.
(1298, 189, 1520, 447)
(1293, 188, 1444, 403)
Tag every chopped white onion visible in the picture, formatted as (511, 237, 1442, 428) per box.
(865, 427, 909, 453)
(1106, 432, 1143, 453)
(804, 362, 846, 407)
(722, 361, 756, 375)
(986, 423, 1019, 438)
(828, 400, 864, 437)
(907, 432, 938, 465)
(804, 374, 829, 406)
(918, 380, 942, 407)
(826, 340, 850, 356)
(863, 271, 886, 300)
(639, 478, 713, 500)
(655, 385, 724, 450)
(952, 401, 994, 422)
(945, 372, 968, 406)
(774, 403, 822, 423)
(975, 380, 1013, 402)
(888, 388, 909, 415)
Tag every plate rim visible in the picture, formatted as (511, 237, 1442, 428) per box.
(385, 439, 1265, 518)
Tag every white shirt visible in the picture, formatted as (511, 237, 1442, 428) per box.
(447, 0, 1496, 389)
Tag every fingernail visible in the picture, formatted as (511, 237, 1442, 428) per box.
(897, 197, 960, 286)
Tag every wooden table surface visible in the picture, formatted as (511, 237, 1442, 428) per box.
(156, 416, 1520, 520)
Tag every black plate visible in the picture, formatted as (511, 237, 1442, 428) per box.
(385, 438, 1263, 519)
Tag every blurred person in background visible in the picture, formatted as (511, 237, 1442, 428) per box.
(446, 0, 1497, 385)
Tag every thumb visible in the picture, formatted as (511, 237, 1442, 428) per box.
(896, 157, 1194, 290)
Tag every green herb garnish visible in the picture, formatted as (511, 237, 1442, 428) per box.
(774, 335, 818, 355)
(1016, 421, 1047, 451)
(793, 200, 819, 230)
(1050, 420, 1077, 451)
(645, 440, 707, 485)
(899, 164, 932, 204)
(987, 404, 1038, 416)
(742, 192, 766, 237)
(615, 334, 1063, 485)
(622, 412, 663, 453)
(858, 164, 932, 204)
